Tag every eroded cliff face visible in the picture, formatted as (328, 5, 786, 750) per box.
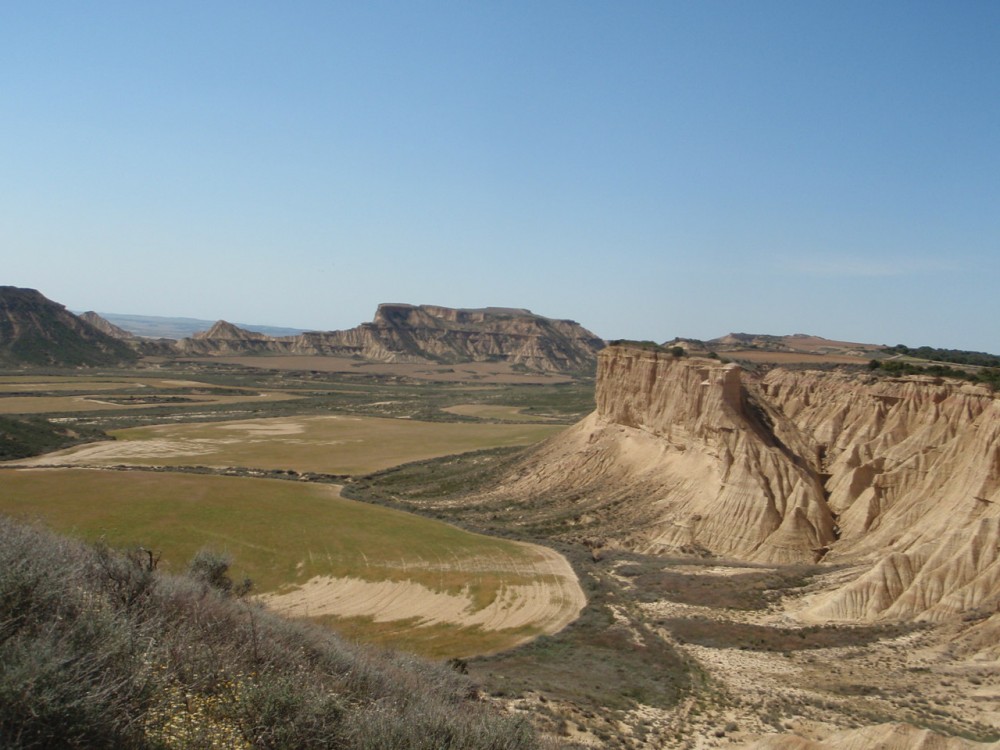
(500, 345, 1000, 622)
(174, 305, 604, 372)
(757, 370, 1000, 621)
(499, 346, 835, 563)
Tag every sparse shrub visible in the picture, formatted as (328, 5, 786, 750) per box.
(0, 515, 539, 750)
(187, 548, 252, 597)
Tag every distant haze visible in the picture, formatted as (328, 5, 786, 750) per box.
(84, 313, 307, 340)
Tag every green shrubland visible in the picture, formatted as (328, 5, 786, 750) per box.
(0, 415, 106, 460)
(869, 358, 1000, 390)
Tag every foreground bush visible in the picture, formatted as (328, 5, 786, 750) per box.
(0, 516, 538, 749)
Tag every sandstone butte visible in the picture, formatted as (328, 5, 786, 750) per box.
(491, 345, 1000, 645)
(170, 303, 606, 373)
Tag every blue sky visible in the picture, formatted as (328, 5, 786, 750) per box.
(3, 2, 998, 351)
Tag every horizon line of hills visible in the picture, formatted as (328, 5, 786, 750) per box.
(1, 285, 996, 371)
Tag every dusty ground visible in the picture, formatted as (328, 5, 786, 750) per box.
(573, 560, 1000, 748)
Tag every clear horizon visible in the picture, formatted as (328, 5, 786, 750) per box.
(4, 2, 998, 352)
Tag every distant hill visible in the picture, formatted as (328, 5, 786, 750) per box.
(707, 332, 885, 356)
(78, 311, 136, 339)
(85, 312, 307, 340)
(177, 304, 606, 374)
(0, 287, 139, 367)
(659, 332, 888, 366)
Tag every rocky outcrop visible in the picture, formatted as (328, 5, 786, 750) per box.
(0, 287, 138, 367)
(756, 369, 1000, 621)
(496, 346, 836, 562)
(495, 345, 1000, 621)
(176, 304, 605, 373)
(79, 311, 136, 340)
(176, 321, 293, 356)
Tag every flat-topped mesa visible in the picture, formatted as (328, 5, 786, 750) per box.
(174, 304, 604, 373)
(596, 345, 744, 437)
(364, 304, 604, 371)
(373, 303, 535, 326)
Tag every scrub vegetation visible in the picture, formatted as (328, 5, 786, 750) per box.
(0, 515, 540, 749)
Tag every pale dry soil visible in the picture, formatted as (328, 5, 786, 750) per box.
(583, 561, 1000, 749)
(261, 541, 585, 648)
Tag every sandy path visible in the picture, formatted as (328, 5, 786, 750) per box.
(261, 542, 586, 641)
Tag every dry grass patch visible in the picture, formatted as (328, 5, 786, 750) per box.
(185, 356, 575, 383)
(441, 404, 558, 422)
(0, 392, 299, 414)
(19, 414, 564, 474)
(0, 376, 301, 414)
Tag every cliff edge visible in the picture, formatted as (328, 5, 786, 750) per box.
(494, 344, 1000, 624)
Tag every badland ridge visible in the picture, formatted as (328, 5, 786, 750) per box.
(490, 344, 999, 645)
(0, 289, 605, 373)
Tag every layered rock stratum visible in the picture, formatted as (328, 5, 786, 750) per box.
(496, 344, 1000, 625)
(176, 304, 605, 373)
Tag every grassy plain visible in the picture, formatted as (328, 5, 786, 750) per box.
(441, 404, 558, 421)
(0, 363, 592, 660)
(18, 414, 564, 475)
(184, 355, 576, 383)
(0, 375, 301, 414)
(0, 468, 578, 657)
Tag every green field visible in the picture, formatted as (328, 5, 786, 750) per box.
(0, 468, 573, 657)
(0, 375, 302, 414)
(441, 403, 558, 421)
(0, 366, 587, 658)
(26, 414, 564, 475)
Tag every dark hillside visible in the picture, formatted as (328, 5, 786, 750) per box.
(0, 287, 138, 367)
(0, 415, 106, 460)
